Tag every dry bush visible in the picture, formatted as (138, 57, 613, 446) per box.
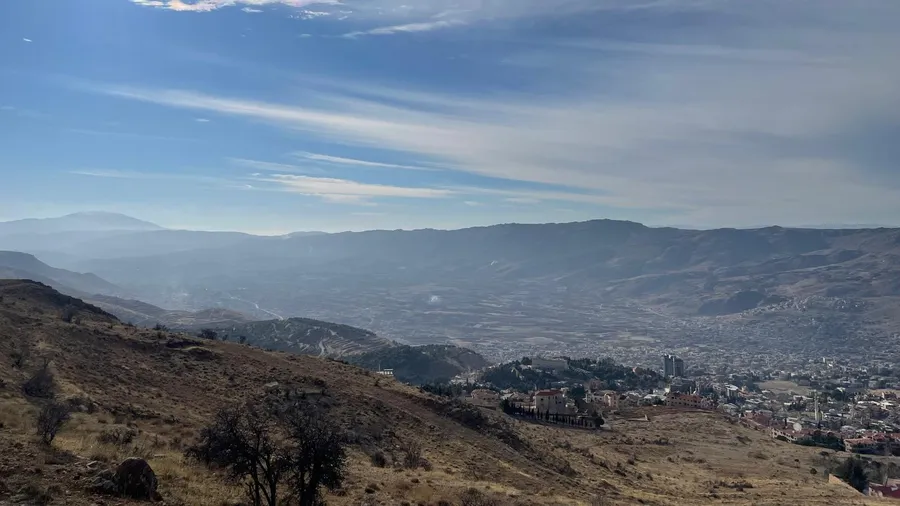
(370, 450, 388, 468)
(10, 344, 29, 369)
(98, 427, 138, 447)
(36, 401, 71, 444)
(400, 440, 424, 469)
(61, 306, 77, 323)
(15, 480, 56, 506)
(459, 488, 500, 506)
(23, 362, 55, 399)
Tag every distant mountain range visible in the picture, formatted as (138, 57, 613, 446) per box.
(0, 211, 163, 235)
(4, 211, 900, 361)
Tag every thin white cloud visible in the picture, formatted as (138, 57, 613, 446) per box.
(130, 0, 339, 12)
(228, 157, 322, 174)
(504, 197, 542, 205)
(70, 169, 225, 184)
(255, 174, 453, 202)
(294, 151, 437, 171)
(194, 118, 211, 122)
(22, 38, 33, 43)
(291, 9, 329, 19)
(343, 20, 463, 38)
(241, 6, 262, 12)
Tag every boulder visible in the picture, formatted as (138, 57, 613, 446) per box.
(88, 469, 119, 496)
(115, 458, 159, 501)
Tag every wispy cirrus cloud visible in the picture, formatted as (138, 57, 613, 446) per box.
(130, 0, 338, 12)
(343, 20, 463, 38)
(97, 0, 900, 227)
(294, 152, 438, 171)
(255, 174, 453, 203)
(228, 157, 322, 174)
(70, 169, 226, 185)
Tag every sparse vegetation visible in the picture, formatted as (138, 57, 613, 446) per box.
(401, 439, 424, 469)
(35, 401, 71, 444)
(61, 305, 77, 323)
(98, 427, 139, 446)
(459, 487, 499, 506)
(831, 457, 869, 492)
(10, 343, 29, 368)
(369, 450, 388, 468)
(197, 328, 218, 340)
(22, 361, 55, 398)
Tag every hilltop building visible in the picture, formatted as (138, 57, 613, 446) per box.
(534, 389, 566, 415)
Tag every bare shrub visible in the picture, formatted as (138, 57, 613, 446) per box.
(23, 361, 55, 399)
(99, 427, 138, 447)
(370, 451, 388, 468)
(197, 328, 218, 341)
(459, 488, 499, 506)
(10, 344, 29, 369)
(36, 401, 71, 444)
(400, 440, 424, 469)
(61, 306, 77, 323)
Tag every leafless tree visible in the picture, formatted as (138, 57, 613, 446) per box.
(185, 400, 345, 506)
(36, 401, 71, 444)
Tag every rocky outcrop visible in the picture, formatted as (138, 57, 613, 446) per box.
(88, 457, 160, 501)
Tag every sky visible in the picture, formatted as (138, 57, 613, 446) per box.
(0, 0, 899, 234)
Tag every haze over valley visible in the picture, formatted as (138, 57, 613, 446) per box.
(3, 212, 899, 373)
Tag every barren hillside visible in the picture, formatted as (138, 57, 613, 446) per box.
(0, 280, 884, 505)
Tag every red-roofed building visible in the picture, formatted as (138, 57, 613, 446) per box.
(868, 483, 900, 499)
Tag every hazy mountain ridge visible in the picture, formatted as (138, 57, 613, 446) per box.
(7, 214, 900, 362)
(80, 220, 900, 311)
(0, 212, 163, 235)
(0, 251, 123, 297)
(84, 293, 252, 329)
(0, 250, 253, 330)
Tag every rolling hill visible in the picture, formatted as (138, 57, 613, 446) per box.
(199, 317, 490, 383)
(347, 344, 491, 384)
(0, 279, 875, 505)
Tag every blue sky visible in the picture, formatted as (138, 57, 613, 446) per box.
(1, 0, 898, 233)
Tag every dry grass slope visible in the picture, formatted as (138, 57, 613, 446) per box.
(0, 280, 889, 505)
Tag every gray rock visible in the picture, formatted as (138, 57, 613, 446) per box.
(115, 458, 159, 501)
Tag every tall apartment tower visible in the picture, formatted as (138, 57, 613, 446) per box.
(663, 354, 685, 378)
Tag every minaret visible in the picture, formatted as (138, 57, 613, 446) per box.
(814, 391, 821, 428)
